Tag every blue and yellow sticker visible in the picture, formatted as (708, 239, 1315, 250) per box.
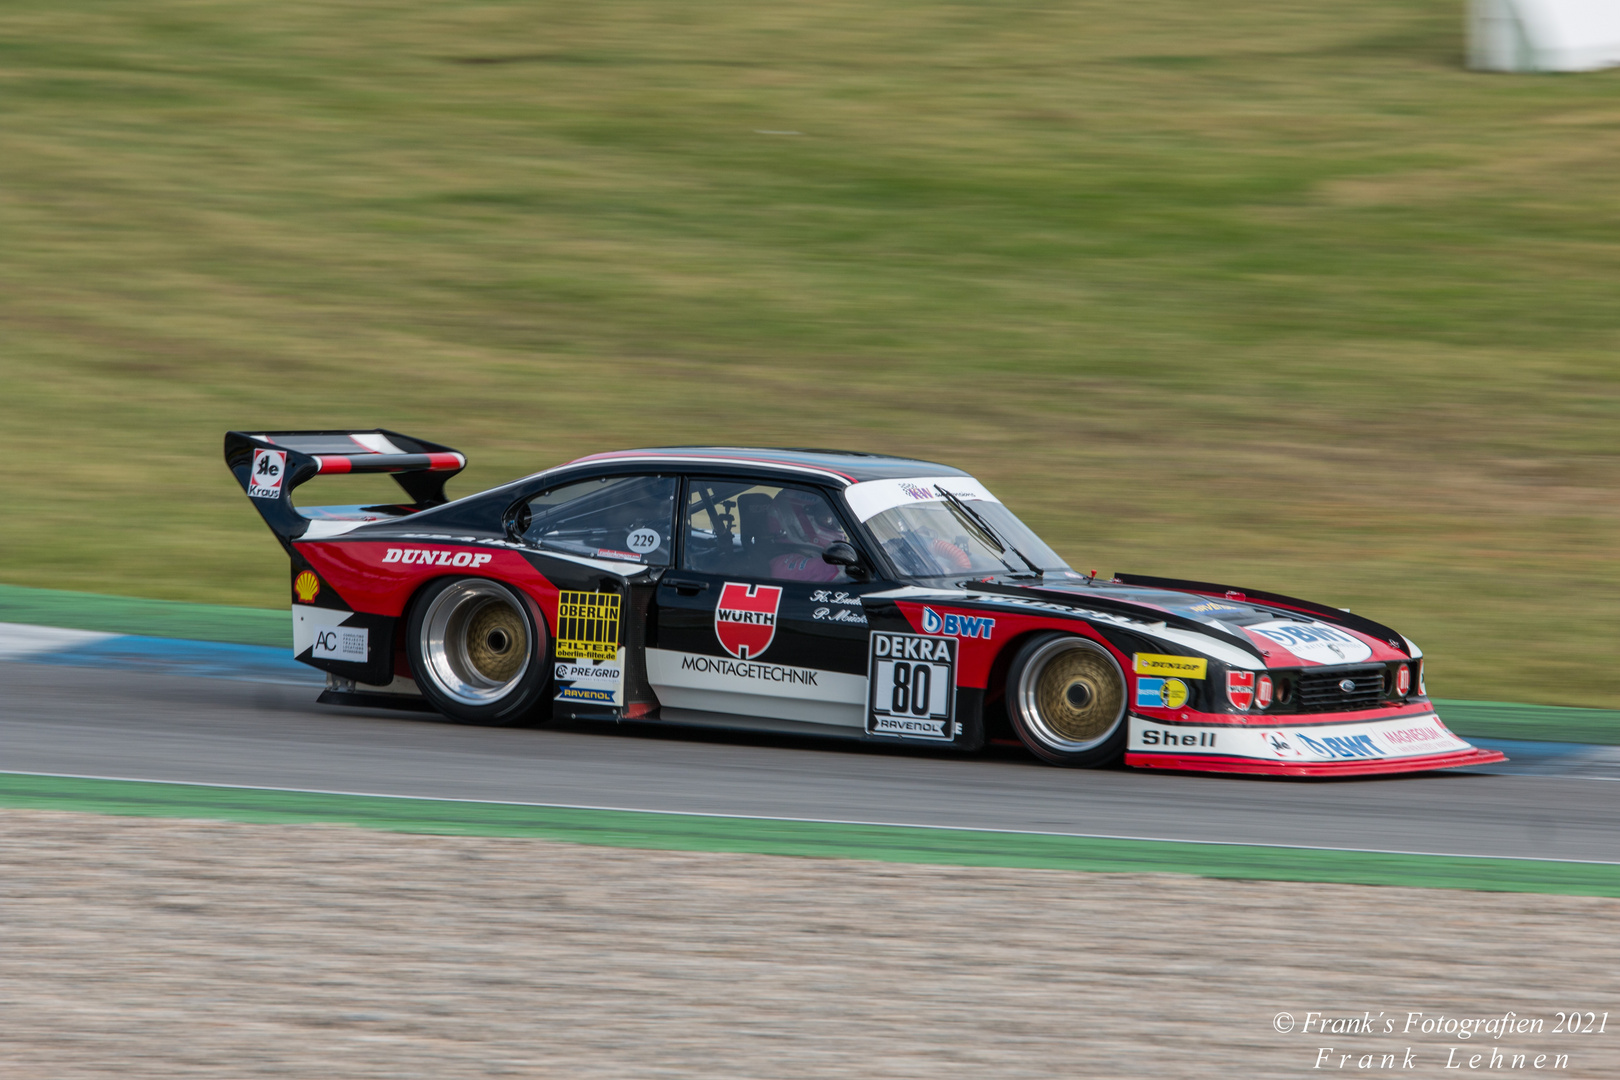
(1135, 677, 1189, 710)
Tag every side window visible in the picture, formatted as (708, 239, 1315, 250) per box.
(517, 475, 677, 566)
(682, 479, 853, 583)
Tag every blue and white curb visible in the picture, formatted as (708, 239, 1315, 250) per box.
(1462, 738, 1620, 782)
(0, 622, 321, 686)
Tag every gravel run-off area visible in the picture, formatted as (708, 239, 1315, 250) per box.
(3, 810, 1616, 1078)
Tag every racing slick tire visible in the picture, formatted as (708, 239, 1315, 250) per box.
(1006, 632, 1128, 767)
(406, 577, 550, 726)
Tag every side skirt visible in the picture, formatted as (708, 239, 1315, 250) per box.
(317, 674, 436, 714)
(637, 706, 983, 752)
(653, 707, 870, 741)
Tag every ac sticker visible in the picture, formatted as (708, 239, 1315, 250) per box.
(312, 626, 368, 661)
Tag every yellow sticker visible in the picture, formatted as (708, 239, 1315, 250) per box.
(1134, 653, 1207, 679)
(293, 570, 320, 604)
(1160, 678, 1189, 709)
(556, 591, 621, 661)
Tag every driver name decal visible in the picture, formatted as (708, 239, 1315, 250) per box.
(715, 582, 782, 660)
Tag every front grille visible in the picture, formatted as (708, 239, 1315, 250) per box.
(1294, 665, 1387, 714)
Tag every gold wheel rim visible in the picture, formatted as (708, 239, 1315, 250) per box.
(421, 580, 536, 705)
(1017, 638, 1126, 753)
(463, 601, 527, 683)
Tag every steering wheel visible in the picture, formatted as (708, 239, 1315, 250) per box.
(882, 538, 933, 577)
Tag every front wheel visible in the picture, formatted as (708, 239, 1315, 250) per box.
(1005, 633, 1128, 767)
(407, 577, 550, 725)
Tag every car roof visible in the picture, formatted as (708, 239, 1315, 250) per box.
(560, 446, 972, 484)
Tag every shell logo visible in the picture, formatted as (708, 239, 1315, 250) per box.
(293, 570, 321, 604)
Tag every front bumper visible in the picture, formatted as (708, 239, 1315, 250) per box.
(1124, 711, 1506, 776)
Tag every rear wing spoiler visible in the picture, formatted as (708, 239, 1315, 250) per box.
(224, 429, 466, 544)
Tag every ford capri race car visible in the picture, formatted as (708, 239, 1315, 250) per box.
(225, 430, 1505, 777)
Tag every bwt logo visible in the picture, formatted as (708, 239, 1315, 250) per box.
(920, 607, 994, 640)
(1296, 732, 1382, 759)
(382, 548, 494, 568)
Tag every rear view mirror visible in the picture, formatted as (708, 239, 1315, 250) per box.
(822, 541, 872, 582)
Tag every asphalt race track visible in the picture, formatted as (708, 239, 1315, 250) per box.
(3, 660, 1618, 864)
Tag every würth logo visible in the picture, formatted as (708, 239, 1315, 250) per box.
(715, 582, 782, 660)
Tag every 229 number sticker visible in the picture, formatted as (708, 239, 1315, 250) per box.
(867, 632, 956, 741)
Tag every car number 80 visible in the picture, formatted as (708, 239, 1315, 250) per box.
(887, 661, 940, 717)
(868, 632, 956, 738)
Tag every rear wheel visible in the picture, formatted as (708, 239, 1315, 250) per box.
(1006, 633, 1128, 767)
(407, 577, 550, 725)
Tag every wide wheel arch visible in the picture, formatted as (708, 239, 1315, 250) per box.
(404, 575, 554, 726)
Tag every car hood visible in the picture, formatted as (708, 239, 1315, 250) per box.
(958, 575, 1412, 668)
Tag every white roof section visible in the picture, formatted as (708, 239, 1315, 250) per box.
(1470, 0, 1620, 71)
(843, 476, 1001, 523)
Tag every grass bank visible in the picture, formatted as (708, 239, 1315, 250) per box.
(1, 1, 1617, 704)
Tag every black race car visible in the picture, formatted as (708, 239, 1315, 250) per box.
(226, 430, 1503, 775)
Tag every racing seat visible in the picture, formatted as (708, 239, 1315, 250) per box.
(735, 492, 776, 577)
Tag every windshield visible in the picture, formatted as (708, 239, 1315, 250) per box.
(847, 477, 1069, 580)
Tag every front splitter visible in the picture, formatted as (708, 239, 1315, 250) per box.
(1126, 746, 1507, 777)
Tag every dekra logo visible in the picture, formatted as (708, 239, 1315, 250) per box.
(872, 634, 953, 661)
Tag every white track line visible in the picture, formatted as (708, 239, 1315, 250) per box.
(6, 769, 1618, 867)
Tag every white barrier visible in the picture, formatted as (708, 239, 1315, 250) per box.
(1469, 0, 1620, 71)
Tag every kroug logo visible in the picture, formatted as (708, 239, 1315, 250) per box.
(920, 606, 994, 639)
(248, 449, 287, 500)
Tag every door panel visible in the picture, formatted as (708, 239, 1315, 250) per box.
(648, 478, 884, 726)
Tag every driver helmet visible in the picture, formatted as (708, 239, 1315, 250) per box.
(769, 489, 846, 548)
